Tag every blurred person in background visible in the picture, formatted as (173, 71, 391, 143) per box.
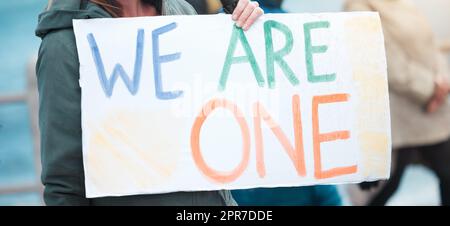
(185, 0, 209, 14)
(230, 0, 343, 206)
(345, 0, 450, 206)
(35, 0, 263, 206)
(232, 185, 343, 206)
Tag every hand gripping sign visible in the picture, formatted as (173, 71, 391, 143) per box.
(74, 13, 391, 198)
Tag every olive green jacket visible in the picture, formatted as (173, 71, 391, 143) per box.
(35, 0, 236, 206)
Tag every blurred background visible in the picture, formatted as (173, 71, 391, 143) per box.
(0, 0, 449, 205)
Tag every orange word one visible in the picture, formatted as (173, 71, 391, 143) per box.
(190, 94, 357, 184)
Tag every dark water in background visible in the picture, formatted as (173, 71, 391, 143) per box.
(0, 0, 46, 205)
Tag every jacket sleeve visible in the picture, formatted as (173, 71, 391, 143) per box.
(36, 29, 90, 206)
(345, 0, 436, 105)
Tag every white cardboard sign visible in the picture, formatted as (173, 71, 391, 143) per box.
(74, 13, 391, 198)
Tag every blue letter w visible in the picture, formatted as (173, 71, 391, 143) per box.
(87, 29, 144, 98)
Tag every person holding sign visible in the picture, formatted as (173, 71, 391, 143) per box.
(35, 0, 263, 206)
